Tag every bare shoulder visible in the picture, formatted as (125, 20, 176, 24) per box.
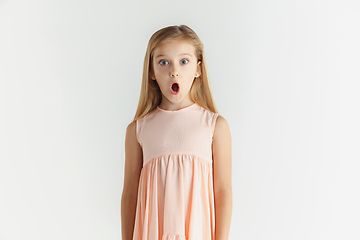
(125, 119, 142, 156)
(126, 120, 136, 135)
(125, 119, 143, 166)
(214, 114, 231, 140)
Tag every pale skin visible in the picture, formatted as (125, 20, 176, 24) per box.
(121, 39, 232, 240)
(151, 39, 201, 111)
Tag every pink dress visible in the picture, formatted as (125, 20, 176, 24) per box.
(133, 102, 219, 240)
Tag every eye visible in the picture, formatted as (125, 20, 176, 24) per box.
(159, 60, 168, 66)
(181, 59, 189, 64)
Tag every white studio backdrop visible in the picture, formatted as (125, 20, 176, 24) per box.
(0, 0, 359, 240)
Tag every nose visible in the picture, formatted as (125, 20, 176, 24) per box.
(170, 72, 179, 77)
(170, 66, 179, 77)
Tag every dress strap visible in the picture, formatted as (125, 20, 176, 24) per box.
(135, 118, 142, 145)
(211, 113, 219, 139)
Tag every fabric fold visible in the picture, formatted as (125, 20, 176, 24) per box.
(162, 234, 186, 240)
(132, 154, 215, 240)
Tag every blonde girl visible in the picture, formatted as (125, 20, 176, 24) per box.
(121, 25, 232, 240)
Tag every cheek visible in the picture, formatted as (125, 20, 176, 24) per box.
(185, 68, 197, 77)
(154, 65, 165, 74)
(186, 64, 197, 72)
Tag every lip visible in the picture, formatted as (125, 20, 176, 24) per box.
(170, 81, 180, 95)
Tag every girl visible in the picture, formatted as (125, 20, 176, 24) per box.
(121, 25, 232, 240)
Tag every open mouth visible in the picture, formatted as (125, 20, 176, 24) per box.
(170, 82, 180, 94)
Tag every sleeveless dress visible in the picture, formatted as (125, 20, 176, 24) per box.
(133, 102, 219, 240)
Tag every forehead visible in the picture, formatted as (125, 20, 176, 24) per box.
(153, 40, 196, 58)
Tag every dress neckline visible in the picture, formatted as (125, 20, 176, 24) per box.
(157, 103, 197, 112)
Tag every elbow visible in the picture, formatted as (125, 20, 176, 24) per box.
(214, 188, 232, 200)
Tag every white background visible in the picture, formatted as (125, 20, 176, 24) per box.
(0, 0, 359, 239)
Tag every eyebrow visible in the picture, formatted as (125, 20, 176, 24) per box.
(155, 53, 192, 59)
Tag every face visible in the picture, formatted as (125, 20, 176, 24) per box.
(151, 39, 201, 109)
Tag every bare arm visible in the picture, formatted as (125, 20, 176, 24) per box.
(121, 120, 143, 240)
(212, 115, 232, 240)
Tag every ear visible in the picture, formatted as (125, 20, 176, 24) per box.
(196, 61, 202, 77)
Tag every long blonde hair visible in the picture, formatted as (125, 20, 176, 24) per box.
(133, 25, 218, 122)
